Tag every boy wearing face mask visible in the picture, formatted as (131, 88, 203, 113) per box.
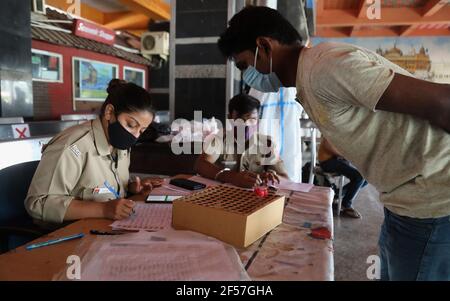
(25, 79, 160, 226)
(194, 94, 287, 188)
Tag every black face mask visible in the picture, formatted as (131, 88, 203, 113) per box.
(108, 120, 137, 150)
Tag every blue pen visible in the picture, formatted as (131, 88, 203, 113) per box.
(26, 233, 84, 251)
(104, 180, 120, 199)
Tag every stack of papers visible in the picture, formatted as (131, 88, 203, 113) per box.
(78, 230, 249, 281)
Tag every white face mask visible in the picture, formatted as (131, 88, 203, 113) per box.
(242, 47, 283, 93)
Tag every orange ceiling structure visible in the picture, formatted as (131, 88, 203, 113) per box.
(315, 0, 450, 37)
(44, 1, 449, 38)
(45, 0, 170, 37)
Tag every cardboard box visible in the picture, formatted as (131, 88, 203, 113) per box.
(172, 185, 285, 248)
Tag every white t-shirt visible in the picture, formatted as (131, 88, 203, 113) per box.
(296, 42, 450, 219)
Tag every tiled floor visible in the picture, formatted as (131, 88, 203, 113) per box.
(333, 184, 384, 281)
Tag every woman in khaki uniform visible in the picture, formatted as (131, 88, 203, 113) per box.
(25, 80, 158, 225)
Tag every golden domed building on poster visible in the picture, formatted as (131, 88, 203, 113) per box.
(376, 44, 431, 76)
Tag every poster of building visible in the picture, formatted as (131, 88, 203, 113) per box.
(124, 66, 145, 88)
(79, 59, 117, 99)
(313, 36, 450, 84)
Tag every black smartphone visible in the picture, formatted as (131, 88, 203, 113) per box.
(169, 178, 206, 190)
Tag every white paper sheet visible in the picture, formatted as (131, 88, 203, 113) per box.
(276, 179, 314, 192)
(110, 202, 172, 231)
(79, 230, 248, 281)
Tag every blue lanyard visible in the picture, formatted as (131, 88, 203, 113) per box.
(104, 180, 120, 199)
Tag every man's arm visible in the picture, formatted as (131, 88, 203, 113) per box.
(194, 153, 261, 188)
(193, 153, 223, 180)
(377, 73, 450, 133)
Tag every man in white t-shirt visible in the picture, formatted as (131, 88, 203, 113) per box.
(218, 6, 450, 281)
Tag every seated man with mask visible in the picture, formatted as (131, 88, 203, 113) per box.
(194, 94, 287, 188)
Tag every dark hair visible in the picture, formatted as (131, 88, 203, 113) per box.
(218, 5, 302, 58)
(100, 79, 154, 117)
(228, 93, 260, 117)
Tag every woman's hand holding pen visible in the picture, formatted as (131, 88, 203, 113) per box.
(103, 199, 136, 220)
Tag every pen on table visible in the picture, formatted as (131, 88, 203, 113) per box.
(104, 180, 136, 215)
(26, 233, 84, 251)
(90, 229, 127, 235)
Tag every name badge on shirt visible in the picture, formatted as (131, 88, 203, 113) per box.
(93, 187, 111, 195)
(69, 144, 81, 157)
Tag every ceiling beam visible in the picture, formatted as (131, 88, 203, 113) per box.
(119, 0, 170, 20)
(406, 27, 450, 36)
(45, 0, 105, 24)
(104, 12, 149, 30)
(356, 0, 367, 18)
(317, 7, 450, 27)
(350, 26, 358, 37)
(350, 27, 403, 37)
(349, 1, 367, 36)
(123, 29, 147, 38)
(315, 27, 353, 38)
(422, 0, 448, 17)
(316, 26, 450, 37)
(399, 25, 418, 36)
(315, 0, 325, 16)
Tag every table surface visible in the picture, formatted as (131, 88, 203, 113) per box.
(0, 176, 334, 281)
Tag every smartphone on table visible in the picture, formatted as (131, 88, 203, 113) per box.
(169, 178, 206, 190)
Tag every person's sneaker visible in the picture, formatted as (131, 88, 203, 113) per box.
(341, 207, 362, 219)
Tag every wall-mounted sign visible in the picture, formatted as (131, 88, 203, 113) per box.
(73, 19, 115, 45)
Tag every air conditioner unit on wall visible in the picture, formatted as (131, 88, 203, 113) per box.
(141, 31, 169, 61)
(32, 0, 46, 14)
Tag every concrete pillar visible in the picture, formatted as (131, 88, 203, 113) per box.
(0, 0, 33, 117)
(170, 0, 242, 123)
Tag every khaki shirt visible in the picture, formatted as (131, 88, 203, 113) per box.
(205, 131, 287, 175)
(25, 118, 130, 224)
(296, 42, 450, 218)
